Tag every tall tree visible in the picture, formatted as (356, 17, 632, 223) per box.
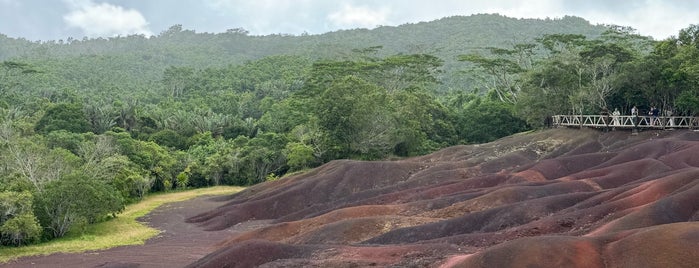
(315, 75, 394, 158)
(458, 45, 534, 103)
(162, 66, 196, 99)
(35, 103, 91, 134)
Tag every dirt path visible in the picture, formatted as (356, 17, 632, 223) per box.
(2, 195, 260, 268)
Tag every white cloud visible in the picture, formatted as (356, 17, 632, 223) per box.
(328, 4, 391, 29)
(63, 0, 152, 37)
(575, 0, 696, 39)
(487, 0, 567, 19)
(202, 0, 322, 34)
(0, 0, 680, 41)
(456, 0, 695, 40)
(193, 0, 694, 39)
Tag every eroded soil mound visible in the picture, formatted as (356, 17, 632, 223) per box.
(187, 129, 699, 267)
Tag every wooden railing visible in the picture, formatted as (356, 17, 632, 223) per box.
(552, 115, 699, 129)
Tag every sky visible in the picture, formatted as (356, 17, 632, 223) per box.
(0, 0, 697, 42)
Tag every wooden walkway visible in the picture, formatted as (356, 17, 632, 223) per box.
(552, 115, 699, 129)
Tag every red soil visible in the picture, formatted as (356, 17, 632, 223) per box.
(5, 128, 699, 267)
(187, 128, 699, 267)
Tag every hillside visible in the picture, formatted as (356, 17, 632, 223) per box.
(185, 128, 699, 267)
(4, 128, 698, 267)
(4, 13, 698, 264)
(0, 14, 608, 91)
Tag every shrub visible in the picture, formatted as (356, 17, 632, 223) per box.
(0, 213, 42, 246)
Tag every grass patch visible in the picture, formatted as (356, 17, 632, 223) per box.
(0, 186, 243, 263)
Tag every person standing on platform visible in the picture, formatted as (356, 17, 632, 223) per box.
(612, 108, 621, 127)
(650, 106, 659, 126)
(631, 106, 639, 127)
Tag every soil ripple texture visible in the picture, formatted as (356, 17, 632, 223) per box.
(187, 129, 699, 268)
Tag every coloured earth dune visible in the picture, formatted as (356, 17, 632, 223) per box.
(5, 128, 698, 267)
(186, 128, 699, 267)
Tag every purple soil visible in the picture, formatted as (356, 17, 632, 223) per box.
(187, 129, 699, 267)
(5, 128, 699, 267)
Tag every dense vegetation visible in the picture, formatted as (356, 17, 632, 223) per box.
(1, 14, 698, 247)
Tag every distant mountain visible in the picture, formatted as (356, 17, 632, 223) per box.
(0, 14, 609, 92)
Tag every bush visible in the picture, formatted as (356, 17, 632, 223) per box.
(284, 142, 314, 171)
(34, 174, 125, 238)
(460, 98, 529, 143)
(35, 103, 91, 134)
(0, 213, 42, 246)
(675, 90, 699, 116)
(149, 129, 189, 150)
(0, 191, 42, 246)
(175, 171, 190, 189)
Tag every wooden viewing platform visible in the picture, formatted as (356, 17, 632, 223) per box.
(552, 115, 699, 129)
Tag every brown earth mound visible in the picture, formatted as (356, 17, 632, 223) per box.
(187, 128, 699, 267)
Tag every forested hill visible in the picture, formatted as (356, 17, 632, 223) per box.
(0, 14, 608, 90)
(5, 12, 698, 249)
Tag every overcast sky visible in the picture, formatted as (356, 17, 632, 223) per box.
(1, 0, 697, 41)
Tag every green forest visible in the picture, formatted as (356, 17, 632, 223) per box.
(1, 14, 698, 247)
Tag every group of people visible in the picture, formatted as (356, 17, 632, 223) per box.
(603, 105, 662, 127)
(552, 105, 696, 130)
(630, 105, 661, 126)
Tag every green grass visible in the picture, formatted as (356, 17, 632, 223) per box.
(0, 186, 244, 263)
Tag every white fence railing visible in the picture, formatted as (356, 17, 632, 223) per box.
(552, 115, 699, 129)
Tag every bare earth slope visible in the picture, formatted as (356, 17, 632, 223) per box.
(187, 128, 699, 267)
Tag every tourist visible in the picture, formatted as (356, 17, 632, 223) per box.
(612, 108, 621, 126)
(650, 106, 659, 126)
